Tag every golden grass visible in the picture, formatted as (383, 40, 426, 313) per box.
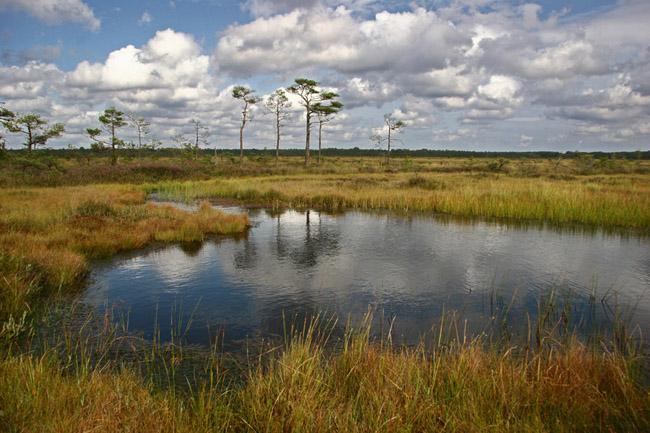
(1, 318, 648, 433)
(1, 159, 648, 432)
(150, 171, 650, 230)
(0, 185, 249, 320)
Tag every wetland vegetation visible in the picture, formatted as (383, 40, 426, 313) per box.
(1, 150, 649, 432)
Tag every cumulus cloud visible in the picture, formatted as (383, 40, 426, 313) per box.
(3, 0, 650, 149)
(390, 96, 437, 127)
(214, 6, 467, 75)
(2, 30, 238, 148)
(67, 29, 209, 93)
(339, 76, 400, 108)
(477, 75, 522, 104)
(0, 62, 63, 99)
(0, 0, 100, 30)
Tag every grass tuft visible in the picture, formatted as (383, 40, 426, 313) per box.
(1, 311, 648, 433)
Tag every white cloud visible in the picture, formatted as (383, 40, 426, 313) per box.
(341, 76, 400, 107)
(477, 75, 522, 104)
(0, 0, 100, 30)
(214, 6, 466, 75)
(3, 1, 650, 150)
(67, 29, 209, 92)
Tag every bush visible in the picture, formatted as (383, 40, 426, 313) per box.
(404, 175, 446, 190)
(486, 158, 509, 172)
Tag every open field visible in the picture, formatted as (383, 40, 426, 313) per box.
(1, 151, 649, 432)
(1, 150, 649, 187)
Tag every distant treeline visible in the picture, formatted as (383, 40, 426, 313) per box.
(2, 147, 649, 160)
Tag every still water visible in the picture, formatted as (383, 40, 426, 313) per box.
(82, 205, 650, 348)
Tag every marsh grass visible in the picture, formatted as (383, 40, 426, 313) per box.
(149, 171, 650, 230)
(1, 301, 648, 433)
(1, 157, 649, 431)
(0, 185, 249, 322)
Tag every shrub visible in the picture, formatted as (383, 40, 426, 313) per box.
(404, 175, 446, 190)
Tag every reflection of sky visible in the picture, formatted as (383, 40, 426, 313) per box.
(82, 208, 650, 347)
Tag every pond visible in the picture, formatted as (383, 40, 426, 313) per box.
(81, 204, 650, 349)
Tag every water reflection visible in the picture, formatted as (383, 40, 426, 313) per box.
(83, 207, 650, 348)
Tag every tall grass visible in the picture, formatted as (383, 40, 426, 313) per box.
(149, 172, 650, 230)
(1, 160, 649, 431)
(1, 307, 648, 433)
(0, 185, 249, 322)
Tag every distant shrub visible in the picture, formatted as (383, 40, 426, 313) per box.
(132, 163, 186, 178)
(404, 176, 446, 190)
(486, 158, 509, 172)
(12, 157, 50, 173)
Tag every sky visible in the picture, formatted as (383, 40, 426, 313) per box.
(0, 0, 649, 152)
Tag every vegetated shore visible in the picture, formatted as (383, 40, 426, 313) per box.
(150, 169, 650, 230)
(0, 184, 249, 322)
(1, 151, 650, 432)
(3, 150, 648, 229)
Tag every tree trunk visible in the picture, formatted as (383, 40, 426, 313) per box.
(275, 113, 280, 162)
(386, 127, 391, 166)
(239, 125, 244, 163)
(27, 125, 33, 153)
(318, 121, 322, 164)
(195, 125, 199, 160)
(137, 128, 142, 159)
(240, 103, 248, 164)
(111, 124, 116, 165)
(305, 112, 311, 166)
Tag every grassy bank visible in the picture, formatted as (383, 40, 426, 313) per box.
(150, 171, 650, 230)
(0, 185, 249, 321)
(1, 313, 648, 433)
(3, 152, 649, 228)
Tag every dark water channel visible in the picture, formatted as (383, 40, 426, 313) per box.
(81, 203, 650, 349)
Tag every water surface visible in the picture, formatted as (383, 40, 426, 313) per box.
(82, 205, 650, 348)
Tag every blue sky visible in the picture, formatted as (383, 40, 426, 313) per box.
(1, 0, 648, 151)
(1, 0, 620, 69)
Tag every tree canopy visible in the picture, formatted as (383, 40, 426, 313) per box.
(3, 112, 64, 152)
(288, 78, 342, 165)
